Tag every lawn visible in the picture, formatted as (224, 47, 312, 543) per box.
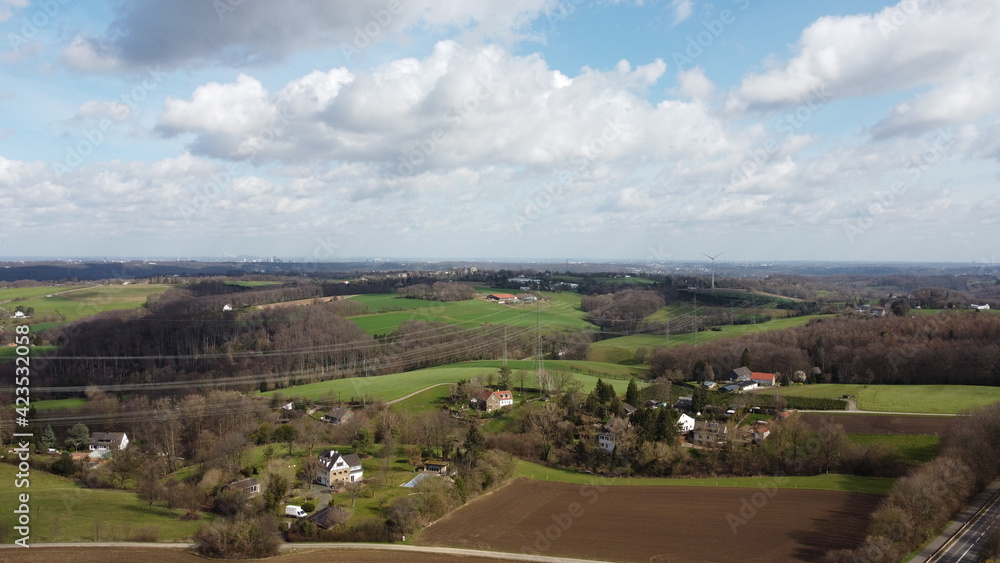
(847, 434, 940, 465)
(513, 460, 894, 495)
(263, 362, 644, 403)
(0, 462, 211, 542)
(759, 384, 1000, 414)
(346, 292, 593, 335)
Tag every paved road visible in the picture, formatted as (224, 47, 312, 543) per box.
(912, 481, 1000, 562)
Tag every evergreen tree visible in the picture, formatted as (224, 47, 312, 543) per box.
(41, 425, 57, 451)
(65, 423, 91, 451)
(463, 424, 485, 463)
(692, 387, 707, 414)
(625, 378, 640, 407)
(740, 347, 752, 369)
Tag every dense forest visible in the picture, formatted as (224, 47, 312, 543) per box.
(649, 312, 1000, 386)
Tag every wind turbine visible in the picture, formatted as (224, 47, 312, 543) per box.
(703, 252, 723, 291)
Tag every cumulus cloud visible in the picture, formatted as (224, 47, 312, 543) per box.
(60, 0, 556, 72)
(728, 0, 1000, 115)
(0, 0, 27, 23)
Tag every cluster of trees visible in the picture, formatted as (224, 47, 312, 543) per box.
(397, 282, 476, 301)
(649, 312, 1000, 386)
(823, 402, 1000, 562)
(24, 286, 523, 393)
(582, 289, 666, 334)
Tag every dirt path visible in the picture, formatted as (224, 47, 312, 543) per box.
(387, 383, 453, 405)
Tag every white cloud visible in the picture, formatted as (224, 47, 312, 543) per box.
(728, 0, 1000, 114)
(671, 0, 693, 25)
(0, 0, 27, 23)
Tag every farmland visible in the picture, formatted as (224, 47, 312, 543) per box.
(263, 361, 644, 403)
(759, 384, 1000, 414)
(589, 313, 833, 363)
(414, 478, 882, 562)
(0, 283, 175, 328)
(797, 413, 955, 435)
(3, 547, 521, 563)
(345, 292, 593, 334)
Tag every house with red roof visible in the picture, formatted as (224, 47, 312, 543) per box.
(486, 293, 519, 304)
(471, 389, 514, 412)
(750, 372, 777, 387)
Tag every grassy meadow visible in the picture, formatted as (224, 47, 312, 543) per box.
(0, 462, 211, 542)
(759, 384, 1000, 414)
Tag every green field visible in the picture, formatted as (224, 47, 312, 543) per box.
(590, 314, 833, 363)
(0, 284, 174, 327)
(389, 384, 453, 412)
(513, 460, 894, 495)
(0, 462, 211, 542)
(264, 362, 643, 403)
(847, 434, 940, 465)
(0, 345, 57, 360)
(760, 384, 1000, 414)
(31, 397, 88, 411)
(346, 292, 593, 335)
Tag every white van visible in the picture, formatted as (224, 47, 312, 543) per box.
(285, 505, 307, 518)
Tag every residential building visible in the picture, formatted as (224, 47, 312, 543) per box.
(89, 431, 129, 451)
(322, 406, 353, 425)
(472, 389, 513, 412)
(227, 478, 261, 496)
(676, 413, 696, 433)
(316, 449, 364, 486)
(486, 293, 519, 304)
(750, 372, 777, 387)
(728, 366, 752, 381)
(597, 432, 616, 452)
(420, 460, 450, 474)
(692, 422, 728, 448)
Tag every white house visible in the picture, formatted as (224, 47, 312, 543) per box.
(316, 449, 364, 486)
(597, 432, 616, 453)
(222, 304, 233, 311)
(750, 372, 777, 387)
(676, 413, 696, 434)
(89, 431, 129, 451)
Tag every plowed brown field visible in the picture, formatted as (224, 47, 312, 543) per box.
(415, 479, 883, 562)
(799, 413, 955, 435)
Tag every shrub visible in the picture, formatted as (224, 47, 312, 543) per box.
(194, 514, 280, 559)
(301, 501, 316, 513)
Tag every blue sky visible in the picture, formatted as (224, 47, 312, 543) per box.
(1, 0, 998, 263)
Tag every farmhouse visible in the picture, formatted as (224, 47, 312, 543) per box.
(750, 372, 777, 386)
(472, 389, 513, 412)
(486, 293, 519, 304)
(227, 477, 261, 497)
(89, 431, 129, 451)
(316, 449, 364, 486)
(751, 423, 771, 443)
(322, 406, 354, 425)
(728, 366, 752, 381)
